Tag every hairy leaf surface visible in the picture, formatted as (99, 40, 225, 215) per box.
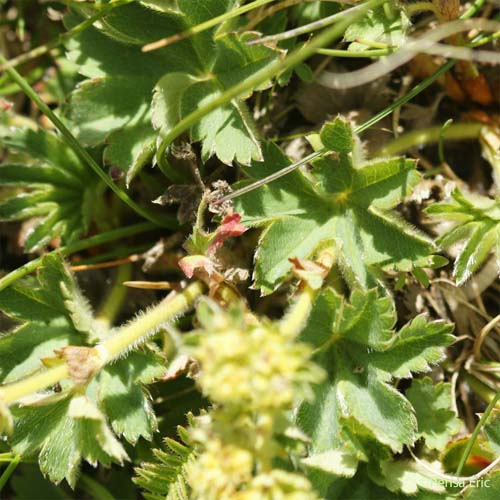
(66, 0, 278, 180)
(296, 286, 454, 492)
(234, 118, 436, 293)
(406, 377, 461, 451)
(0, 254, 165, 484)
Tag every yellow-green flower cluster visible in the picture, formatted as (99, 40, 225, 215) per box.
(187, 436, 253, 500)
(185, 298, 324, 500)
(192, 299, 324, 412)
(187, 411, 320, 500)
(235, 470, 321, 500)
(188, 446, 321, 500)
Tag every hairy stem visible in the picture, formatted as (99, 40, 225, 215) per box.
(0, 222, 155, 292)
(0, 282, 206, 405)
(100, 281, 205, 361)
(0, 365, 69, 405)
(280, 285, 318, 338)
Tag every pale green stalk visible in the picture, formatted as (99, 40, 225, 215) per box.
(0, 455, 20, 492)
(142, 0, 275, 52)
(0, 365, 69, 405)
(280, 285, 318, 338)
(455, 390, 500, 476)
(95, 263, 133, 328)
(0, 453, 14, 463)
(377, 122, 483, 156)
(316, 47, 393, 57)
(0, 282, 205, 405)
(354, 38, 391, 49)
(438, 119, 454, 164)
(100, 281, 205, 360)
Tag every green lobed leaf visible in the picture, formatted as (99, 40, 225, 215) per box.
(0, 254, 86, 383)
(65, 0, 225, 177)
(10, 395, 128, 487)
(97, 350, 166, 444)
(154, 31, 280, 166)
(296, 286, 454, 483)
(234, 118, 436, 293)
(427, 188, 500, 285)
(301, 449, 361, 479)
(0, 254, 166, 484)
(374, 459, 447, 496)
(344, 5, 410, 52)
(406, 377, 461, 451)
(0, 128, 100, 252)
(65, 0, 278, 180)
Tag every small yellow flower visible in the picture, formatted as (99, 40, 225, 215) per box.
(185, 299, 325, 500)
(234, 470, 321, 500)
(193, 300, 324, 412)
(187, 438, 253, 500)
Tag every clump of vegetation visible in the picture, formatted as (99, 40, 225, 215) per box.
(0, 0, 499, 498)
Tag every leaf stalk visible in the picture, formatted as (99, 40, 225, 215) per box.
(0, 282, 206, 405)
(455, 390, 500, 476)
(142, 0, 276, 52)
(280, 285, 318, 338)
(95, 263, 133, 329)
(376, 122, 484, 157)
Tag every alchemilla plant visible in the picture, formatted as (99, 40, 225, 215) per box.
(1, 0, 500, 498)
